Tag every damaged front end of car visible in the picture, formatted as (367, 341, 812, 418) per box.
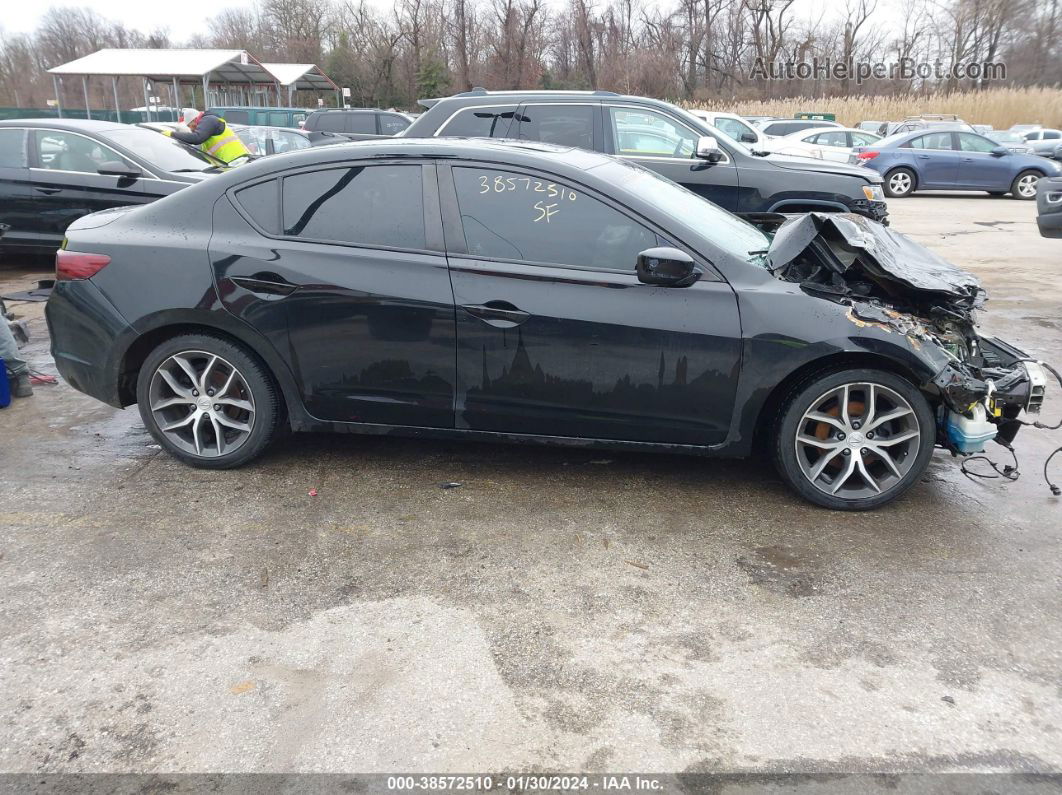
(753, 211, 1049, 457)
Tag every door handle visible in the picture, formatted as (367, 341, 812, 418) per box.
(35, 187, 61, 195)
(460, 300, 530, 328)
(230, 272, 297, 297)
(916, 154, 930, 159)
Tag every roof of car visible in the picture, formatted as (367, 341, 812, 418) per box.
(418, 89, 677, 112)
(221, 136, 613, 185)
(0, 118, 128, 132)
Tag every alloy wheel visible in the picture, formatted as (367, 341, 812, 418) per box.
(1017, 173, 1039, 198)
(147, 350, 256, 458)
(889, 172, 912, 195)
(794, 382, 921, 500)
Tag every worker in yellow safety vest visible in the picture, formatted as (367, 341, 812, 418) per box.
(163, 110, 251, 165)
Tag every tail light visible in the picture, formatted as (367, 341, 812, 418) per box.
(56, 249, 111, 281)
(856, 150, 880, 161)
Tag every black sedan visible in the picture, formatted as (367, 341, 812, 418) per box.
(0, 119, 223, 253)
(45, 139, 1048, 509)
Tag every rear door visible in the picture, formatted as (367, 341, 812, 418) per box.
(603, 104, 740, 209)
(27, 128, 162, 247)
(0, 128, 38, 247)
(210, 161, 456, 427)
(905, 131, 961, 188)
(440, 162, 741, 445)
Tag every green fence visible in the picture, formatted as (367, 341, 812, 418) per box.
(0, 107, 182, 123)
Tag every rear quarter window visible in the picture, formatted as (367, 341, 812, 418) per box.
(234, 180, 280, 234)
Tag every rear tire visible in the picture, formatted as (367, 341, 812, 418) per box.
(883, 167, 916, 198)
(773, 368, 935, 510)
(136, 333, 280, 469)
(1010, 170, 1040, 200)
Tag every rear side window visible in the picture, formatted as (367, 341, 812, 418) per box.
(379, 113, 410, 135)
(0, 128, 27, 167)
(516, 105, 593, 148)
(346, 113, 376, 134)
(312, 113, 346, 133)
(223, 110, 249, 124)
(765, 121, 814, 136)
(266, 112, 289, 127)
(907, 132, 954, 150)
(437, 105, 518, 137)
(235, 180, 280, 233)
(452, 166, 656, 270)
(282, 165, 424, 249)
(1044, 130, 1062, 140)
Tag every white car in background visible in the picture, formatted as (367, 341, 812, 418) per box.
(761, 126, 882, 163)
(688, 110, 765, 147)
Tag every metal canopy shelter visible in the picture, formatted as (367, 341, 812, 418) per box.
(261, 63, 341, 106)
(46, 49, 340, 122)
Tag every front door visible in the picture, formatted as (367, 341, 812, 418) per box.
(603, 105, 741, 211)
(27, 128, 161, 247)
(954, 132, 1016, 190)
(0, 128, 37, 247)
(441, 163, 741, 446)
(210, 162, 456, 427)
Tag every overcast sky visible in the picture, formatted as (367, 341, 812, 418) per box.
(2, 0, 879, 47)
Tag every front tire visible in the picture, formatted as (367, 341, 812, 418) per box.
(773, 369, 935, 510)
(883, 167, 916, 198)
(136, 333, 280, 469)
(1010, 170, 1040, 200)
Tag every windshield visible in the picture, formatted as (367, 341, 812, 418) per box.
(590, 158, 770, 265)
(669, 105, 755, 155)
(987, 131, 1021, 144)
(100, 127, 224, 172)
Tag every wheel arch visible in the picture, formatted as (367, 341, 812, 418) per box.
(883, 164, 918, 192)
(749, 350, 933, 455)
(114, 316, 306, 429)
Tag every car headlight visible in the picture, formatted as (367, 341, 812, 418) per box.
(863, 184, 884, 201)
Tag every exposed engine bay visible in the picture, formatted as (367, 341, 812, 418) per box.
(750, 212, 1057, 483)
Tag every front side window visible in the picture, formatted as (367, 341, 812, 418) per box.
(0, 128, 27, 168)
(282, 165, 424, 249)
(452, 166, 656, 270)
(516, 105, 593, 149)
(609, 107, 698, 158)
(33, 130, 136, 173)
(957, 133, 996, 153)
(715, 117, 753, 142)
(438, 105, 519, 137)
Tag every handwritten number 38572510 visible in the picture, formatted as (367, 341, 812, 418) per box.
(477, 174, 577, 223)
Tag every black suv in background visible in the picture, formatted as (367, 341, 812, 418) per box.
(403, 89, 888, 222)
(301, 108, 414, 142)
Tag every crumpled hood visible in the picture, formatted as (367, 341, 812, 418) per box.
(767, 212, 985, 308)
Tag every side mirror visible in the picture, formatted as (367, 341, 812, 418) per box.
(636, 247, 699, 287)
(696, 135, 724, 163)
(990, 146, 1008, 157)
(97, 161, 142, 179)
(740, 131, 757, 144)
